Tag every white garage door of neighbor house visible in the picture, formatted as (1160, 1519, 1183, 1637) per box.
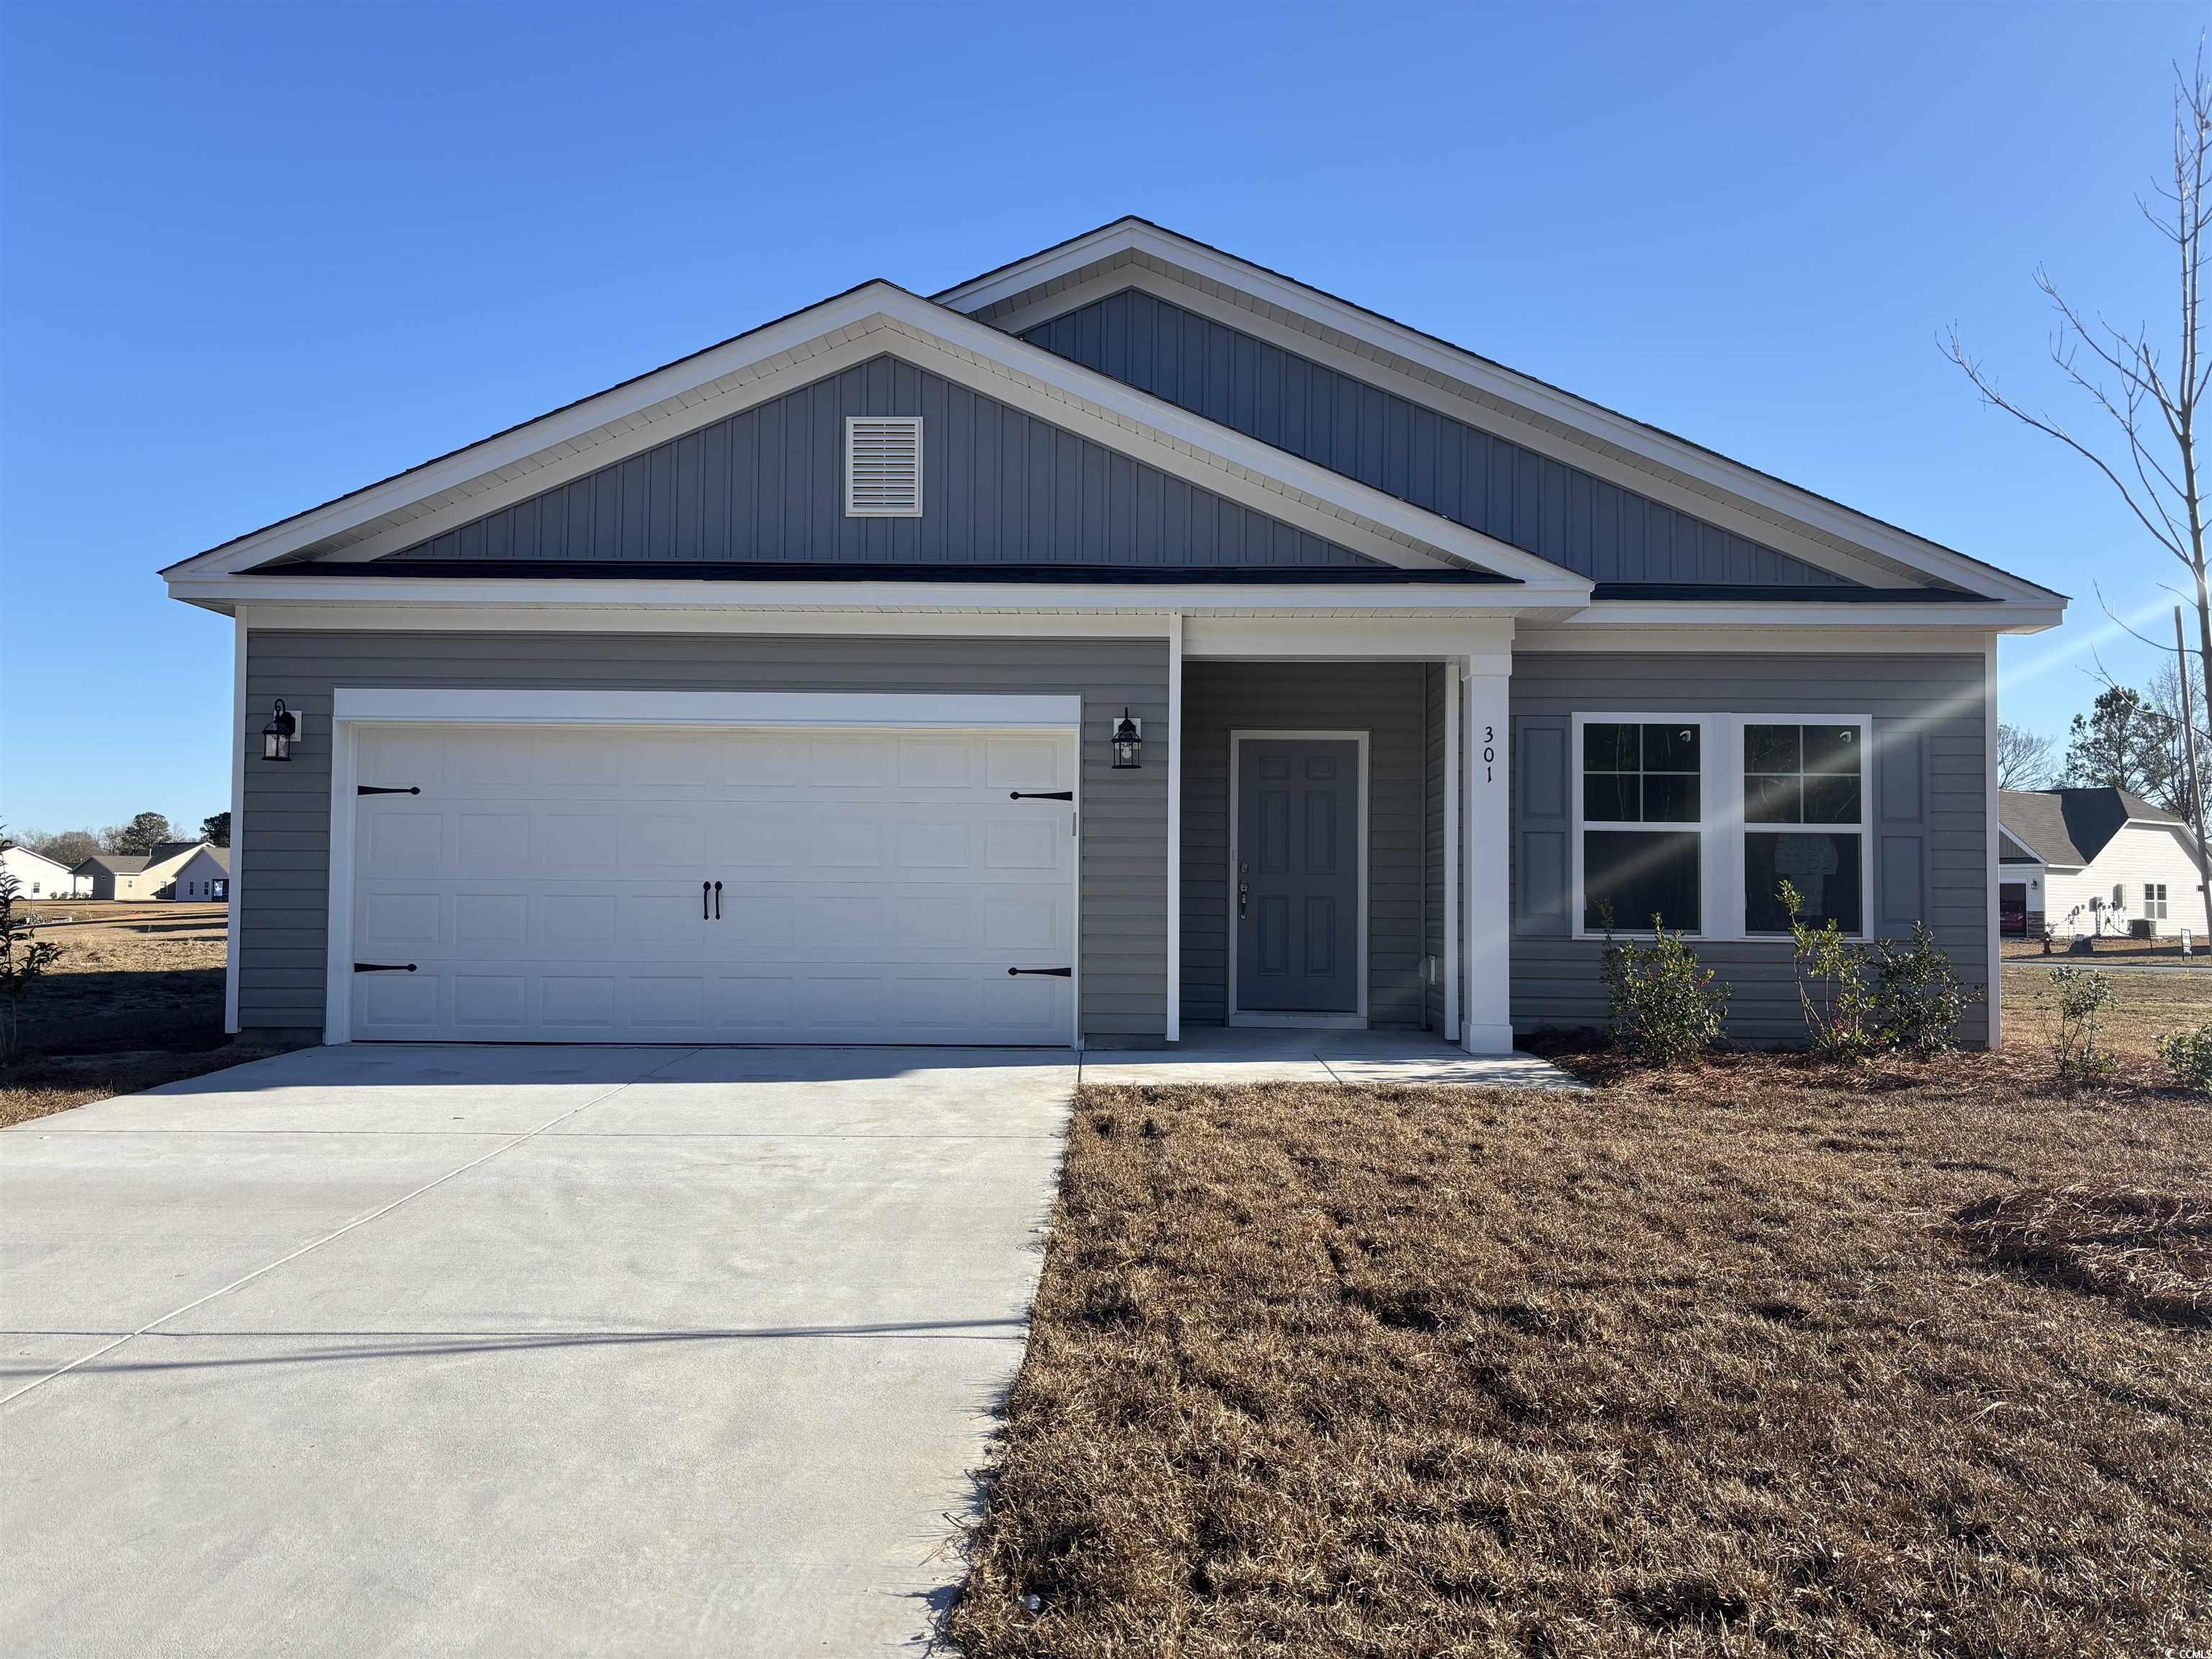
(345, 723, 1079, 1044)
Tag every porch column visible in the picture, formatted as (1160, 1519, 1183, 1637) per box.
(1166, 612, 1183, 1043)
(1462, 655, 1514, 1054)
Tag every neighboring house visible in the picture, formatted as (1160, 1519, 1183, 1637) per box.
(1997, 787, 2208, 940)
(73, 842, 210, 902)
(1, 843, 87, 899)
(166, 844, 231, 902)
(161, 217, 2065, 1051)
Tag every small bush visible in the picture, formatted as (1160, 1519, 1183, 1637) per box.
(1780, 879, 1874, 1059)
(1600, 912, 1730, 1066)
(1869, 922, 1971, 1053)
(2047, 966, 2116, 1089)
(2154, 1022, 2212, 1094)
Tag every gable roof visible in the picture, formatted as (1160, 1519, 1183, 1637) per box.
(156, 221, 2064, 631)
(158, 282, 1585, 601)
(1997, 787, 2191, 869)
(146, 841, 204, 867)
(74, 854, 150, 875)
(938, 217, 2065, 608)
(1, 844, 75, 876)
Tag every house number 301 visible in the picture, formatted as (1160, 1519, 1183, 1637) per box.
(1483, 725, 1496, 784)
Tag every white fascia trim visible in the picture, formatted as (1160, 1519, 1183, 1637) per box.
(167, 284, 1586, 595)
(1557, 601, 2059, 632)
(331, 688, 1082, 729)
(186, 574, 1565, 614)
(1516, 623, 2013, 655)
(940, 221, 2061, 608)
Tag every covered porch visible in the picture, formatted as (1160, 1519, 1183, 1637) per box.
(1162, 616, 1516, 1054)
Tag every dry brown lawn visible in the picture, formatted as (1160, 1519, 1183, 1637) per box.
(951, 1053, 2211, 1658)
(2, 902, 266, 1125)
(2002, 959, 2212, 1058)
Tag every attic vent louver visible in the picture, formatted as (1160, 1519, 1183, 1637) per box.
(845, 416, 924, 517)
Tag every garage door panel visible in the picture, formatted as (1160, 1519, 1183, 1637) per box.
(347, 723, 1077, 1044)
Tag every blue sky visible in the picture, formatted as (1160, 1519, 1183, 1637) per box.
(2, 0, 2204, 835)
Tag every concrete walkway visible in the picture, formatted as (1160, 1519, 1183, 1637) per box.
(1082, 1028, 1583, 1089)
(1, 1045, 1076, 1657)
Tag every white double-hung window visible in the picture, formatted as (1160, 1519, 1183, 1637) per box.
(1743, 721, 1870, 935)
(1573, 713, 1872, 940)
(1578, 718, 1706, 933)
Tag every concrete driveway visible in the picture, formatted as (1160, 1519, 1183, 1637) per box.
(1, 1045, 1076, 1657)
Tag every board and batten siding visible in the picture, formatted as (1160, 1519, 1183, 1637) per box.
(1022, 289, 1853, 589)
(238, 631, 1169, 1044)
(1179, 661, 1429, 1028)
(1507, 652, 1991, 1046)
(383, 354, 1377, 572)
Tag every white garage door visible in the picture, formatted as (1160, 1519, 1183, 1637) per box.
(343, 722, 1078, 1044)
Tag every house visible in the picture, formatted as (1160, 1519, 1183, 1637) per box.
(1997, 787, 2208, 940)
(72, 842, 210, 902)
(161, 217, 2064, 1051)
(165, 844, 230, 902)
(1, 843, 87, 899)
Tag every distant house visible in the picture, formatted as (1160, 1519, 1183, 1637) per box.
(166, 844, 230, 902)
(1997, 787, 2210, 939)
(1, 844, 88, 899)
(71, 841, 212, 902)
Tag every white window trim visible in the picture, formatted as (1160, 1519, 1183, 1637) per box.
(1739, 714, 1876, 943)
(1570, 712, 1875, 943)
(1571, 711, 1715, 941)
(1226, 729, 1370, 1028)
(843, 415, 924, 518)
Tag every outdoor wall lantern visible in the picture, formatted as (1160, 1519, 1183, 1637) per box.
(1109, 709, 1143, 770)
(261, 699, 300, 762)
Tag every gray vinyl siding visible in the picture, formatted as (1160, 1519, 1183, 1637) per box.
(238, 631, 1168, 1043)
(1179, 662, 1429, 1028)
(1508, 652, 1990, 1047)
(1024, 289, 1853, 589)
(384, 354, 1375, 571)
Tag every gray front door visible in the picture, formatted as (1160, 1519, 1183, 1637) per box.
(1236, 737, 1361, 1014)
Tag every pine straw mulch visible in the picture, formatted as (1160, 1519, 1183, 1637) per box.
(948, 1049, 2211, 1659)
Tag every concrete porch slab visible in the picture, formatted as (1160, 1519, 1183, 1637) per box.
(1079, 1029, 1583, 1089)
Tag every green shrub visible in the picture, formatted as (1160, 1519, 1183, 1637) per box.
(2154, 1023, 2212, 1094)
(2048, 966, 2116, 1089)
(1869, 922, 1972, 1054)
(1779, 879, 1874, 1059)
(1600, 911, 1730, 1066)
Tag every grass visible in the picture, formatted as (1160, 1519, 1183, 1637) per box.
(2001, 935, 2211, 964)
(2002, 960, 2212, 1058)
(2, 902, 271, 1126)
(950, 1053, 2211, 1658)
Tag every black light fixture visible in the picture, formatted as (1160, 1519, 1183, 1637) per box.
(261, 699, 297, 763)
(1110, 708, 1143, 770)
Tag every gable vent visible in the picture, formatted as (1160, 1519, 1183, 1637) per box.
(845, 416, 924, 517)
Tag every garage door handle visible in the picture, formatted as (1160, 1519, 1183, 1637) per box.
(357, 785, 420, 796)
(354, 961, 417, 973)
(1008, 791, 1074, 801)
(714, 880, 722, 920)
(702, 881, 711, 920)
(1007, 966, 1073, 977)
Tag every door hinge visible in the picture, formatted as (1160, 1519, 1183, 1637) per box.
(353, 961, 418, 973)
(1007, 966, 1073, 977)
(357, 786, 420, 796)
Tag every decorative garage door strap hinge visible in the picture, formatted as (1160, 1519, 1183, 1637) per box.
(356, 786, 420, 796)
(1007, 790, 1074, 801)
(353, 962, 418, 973)
(1007, 966, 1074, 977)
